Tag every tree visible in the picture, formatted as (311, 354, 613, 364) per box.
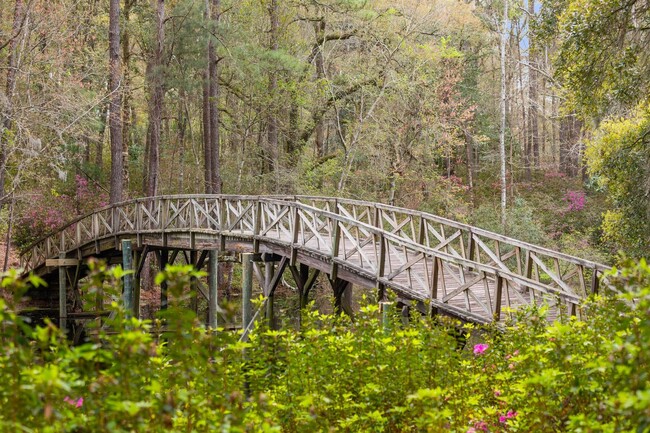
(108, 0, 124, 203)
(542, 0, 650, 256)
(0, 0, 25, 208)
(145, 0, 165, 197)
(499, 0, 509, 227)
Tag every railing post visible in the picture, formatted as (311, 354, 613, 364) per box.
(253, 201, 262, 252)
(290, 206, 300, 266)
(494, 274, 503, 321)
(430, 257, 440, 316)
(330, 218, 340, 281)
(591, 268, 599, 295)
(376, 232, 386, 302)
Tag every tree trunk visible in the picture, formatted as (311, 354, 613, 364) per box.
(108, 0, 124, 203)
(209, 0, 221, 194)
(499, 0, 509, 228)
(528, 0, 539, 169)
(121, 0, 134, 194)
(202, 67, 212, 193)
(313, 19, 326, 158)
(515, 20, 529, 181)
(1, 0, 25, 206)
(146, 0, 165, 197)
(267, 0, 280, 181)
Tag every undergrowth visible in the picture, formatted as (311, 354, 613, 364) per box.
(0, 260, 649, 432)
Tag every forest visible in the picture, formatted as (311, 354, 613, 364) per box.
(0, 0, 649, 431)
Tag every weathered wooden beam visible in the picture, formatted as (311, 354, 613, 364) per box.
(189, 250, 198, 314)
(241, 253, 253, 331)
(208, 250, 218, 328)
(133, 248, 141, 318)
(265, 262, 274, 328)
(159, 250, 168, 310)
(46, 258, 79, 267)
(122, 239, 134, 315)
(58, 253, 67, 331)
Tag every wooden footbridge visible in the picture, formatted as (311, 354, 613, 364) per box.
(19, 195, 612, 330)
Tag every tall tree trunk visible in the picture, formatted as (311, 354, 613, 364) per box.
(499, 0, 509, 228)
(528, 0, 539, 169)
(95, 102, 108, 173)
(267, 0, 280, 181)
(146, 0, 165, 197)
(209, 0, 221, 194)
(121, 0, 134, 194)
(109, 0, 124, 203)
(515, 20, 529, 181)
(1, 0, 25, 206)
(313, 19, 326, 158)
(202, 68, 212, 192)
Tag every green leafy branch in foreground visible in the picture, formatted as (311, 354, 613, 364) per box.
(0, 260, 649, 432)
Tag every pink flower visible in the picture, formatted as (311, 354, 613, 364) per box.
(64, 396, 83, 408)
(500, 410, 518, 424)
(494, 390, 502, 397)
(474, 421, 489, 431)
(473, 343, 489, 355)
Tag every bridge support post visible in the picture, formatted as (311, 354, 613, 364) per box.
(329, 277, 353, 317)
(122, 240, 134, 316)
(208, 250, 219, 328)
(289, 264, 320, 328)
(241, 253, 253, 332)
(58, 253, 67, 332)
(264, 262, 274, 329)
(159, 250, 168, 310)
(133, 248, 141, 319)
(189, 250, 198, 314)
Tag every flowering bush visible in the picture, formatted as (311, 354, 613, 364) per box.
(0, 259, 649, 432)
(564, 190, 586, 211)
(13, 175, 108, 249)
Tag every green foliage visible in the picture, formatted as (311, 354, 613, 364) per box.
(585, 104, 650, 258)
(472, 197, 546, 244)
(2, 261, 650, 431)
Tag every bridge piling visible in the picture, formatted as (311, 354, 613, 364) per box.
(121, 240, 134, 316)
(264, 261, 274, 329)
(133, 248, 142, 318)
(241, 253, 253, 331)
(208, 250, 218, 328)
(58, 253, 67, 331)
(159, 250, 168, 310)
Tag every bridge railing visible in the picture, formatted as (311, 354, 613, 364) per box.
(295, 197, 613, 297)
(20, 195, 613, 323)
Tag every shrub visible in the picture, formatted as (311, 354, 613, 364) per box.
(0, 260, 649, 432)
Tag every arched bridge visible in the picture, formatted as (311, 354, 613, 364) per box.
(20, 195, 612, 326)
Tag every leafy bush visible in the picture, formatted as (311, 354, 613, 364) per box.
(13, 175, 108, 249)
(1, 260, 649, 432)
